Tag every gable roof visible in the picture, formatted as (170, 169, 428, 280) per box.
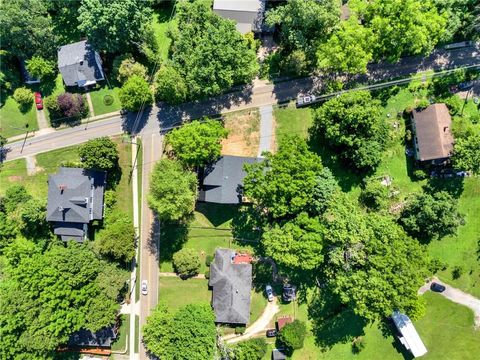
(412, 104, 454, 161)
(47, 167, 106, 224)
(392, 311, 428, 358)
(201, 155, 261, 204)
(209, 248, 252, 324)
(213, 0, 265, 34)
(58, 40, 104, 87)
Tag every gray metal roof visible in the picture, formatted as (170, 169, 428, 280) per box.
(213, 0, 265, 33)
(57, 40, 104, 87)
(67, 326, 117, 348)
(53, 222, 86, 242)
(201, 155, 261, 204)
(272, 349, 287, 360)
(209, 248, 252, 324)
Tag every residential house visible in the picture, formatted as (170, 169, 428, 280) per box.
(67, 326, 117, 350)
(209, 248, 253, 325)
(411, 103, 454, 164)
(58, 40, 105, 88)
(47, 167, 106, 242)
(213, 0, 266, 34)
(392, 311, 428, 358)
(199, 155, 261, 204)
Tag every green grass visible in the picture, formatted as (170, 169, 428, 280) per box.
(111, 314, 130, 352)
(0, 159, 28, 196)
(274, 104, 313, 144)
(152, 5, 175, 61)
(159, 277, 211, 311)
(114, 137, 133, 218)
(0, 96, 38, 138)
(250, 290, 268, 324)
(135, 137, 143, 303)
(89, 85, 122, 115)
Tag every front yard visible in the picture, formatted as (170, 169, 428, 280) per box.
(89, 85, 122, 116)
(0, 96, 38, 138)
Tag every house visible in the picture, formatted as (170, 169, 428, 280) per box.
(213, 0, 266, 34)
(67, 326, 117, 349)
(392, 311, 428, 358)
(209, 248, 253, 325)
(47, 167, 106, 242)
(411, 104, 454, 164)
(58, 40, 105, 88)
(276, 315, 293, 331)
(19, 59, 40, 84)
(272, 348, 288, 360)
(199, 155, 261, 204)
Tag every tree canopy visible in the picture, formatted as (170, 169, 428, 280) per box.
(148, 159, 198, 222)
(118, 75, 153, 112)
(233, 338, 268, 360)
(25, 56, 56, 80)
(451, 133, 480, 174)
(168, 0, 258, 100)
(79, 137, 119, 172)
(314, 91, 387, 172)
(278, 319, 307, 351)
(166, 120, 228, 168)
(172, 248, 201, 278)
(143, 303, 216, 360)
(154, 65, 188, 105)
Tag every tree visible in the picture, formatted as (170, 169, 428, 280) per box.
(432, 0, 477, 42)
(57, 92, 87, 118)
(172, 248, 201, 278)
(278, 320, 307, 351)
(0, 133, 6, 148)
(78, 0, 154, 54)
(3, 184, 32, 213)
(79, 137, 119, 172)
(116, 56, 148, 83)
(279, 50, 309, 76)
(451, 133, 480, 174)
(143, 303, 216, 360)
(322, 198, 429, 321)
(0, 0, 57, 59)
(166, 120, 228, 168)
(13, 87, 34, 106)
(359, 178, 390, 211)
(244, 136, 323, 220)
(118, 75, 153, 112)
(10, 198, 50, 239)
(262, 213, 324, 272)
(95, 211, 135, 263)
(313, 91, 387, 172)
(310, 167, 339, 215)
(148, 159, 198, 222)
(265, 0, 339, 56)
(168, 0, 258, 100)
(400, 191, 464, 241)
(317, 17, 374, 74)
(154, 65, 188, 104)
(233, 338, 268, 360)
(350, 0, 447, 62)
(25, 56, 55, 80)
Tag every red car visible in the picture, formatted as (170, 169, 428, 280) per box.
(34, 92, 43, 110)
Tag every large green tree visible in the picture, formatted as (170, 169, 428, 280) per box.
(451, 133, 480, 174)
(172, 248, 201, 278)
(277, 319, 307, 351)
(143, 303, 216, 360)
(166, 120, 228, 168)
(233, 338, 268, 360)
(118, 75, 153, 112)
(10, 198, 50, 239)
(0, 0, 57, 59)
(169, 0, 258, 100)
(79, 137, 119, 172)
(154, 65, 188, 105)
(400, 191, 464, 242)
(314, 91, 387, 172)
(433, 0, 477, 42)
(148, 159, 198, 222)
(25, 56, 56, 80)
(78, 0, 154, 54)
(244, 136, 323, 220)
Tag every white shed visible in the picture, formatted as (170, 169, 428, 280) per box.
(392, 311, 428, 358)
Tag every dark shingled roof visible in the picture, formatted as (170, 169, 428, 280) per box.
(209, 248, 252, 324)
(58, 40, 104, 87)
(201, 155, 261, 204)
(67, 326, 117, 348)
(412, 104, 454, 162)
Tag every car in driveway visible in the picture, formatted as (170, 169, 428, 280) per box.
(141, 280, 148, 295)
(430, 282, 446, 293)
(265, 284, 274, 302)
(266, 329, 277, 337)
(34, 92, 43, 110)
(296, 94, 316, 107)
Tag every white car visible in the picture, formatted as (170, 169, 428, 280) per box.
(265, 285, 274, 302)
(296, 94, 316, 107)
(141, 280, 148, 296)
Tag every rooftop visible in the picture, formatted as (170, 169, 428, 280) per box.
(213, 0, 265, 34)
(392, 311, 428, 358)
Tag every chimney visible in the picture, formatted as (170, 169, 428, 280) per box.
(58, 206, 64, 212)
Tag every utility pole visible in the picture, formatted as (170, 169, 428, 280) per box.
(460, 87, 472, 117)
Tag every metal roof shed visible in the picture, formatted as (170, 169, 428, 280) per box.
(392, 311, 428, 358)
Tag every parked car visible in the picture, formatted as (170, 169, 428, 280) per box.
(430, 282, 446, 293)
(34, 92, 43, 110)
(265, 284, 274, 302)
(296, 94, 316, 107)
(282, 284, 297, 302)
(458, 81, 474, 91)
(266, 329, 277, 337)
(141, 280, 148, 295)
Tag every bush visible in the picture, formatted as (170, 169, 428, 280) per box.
(278, 319, 306, 351)
(44, 94, 59, 112)
(234, 338, 267, 360)
(442, 95, 462, 115)
(413, 168, 428, 180)
(359, 178, 389, 211)
(416, 98, 430, 109)
(172, 248, 201, 278)
(118, 75, 153, 112)
(154, 65, 188, 104)
(352, 336, 366, 354)
(57, 93, 87, 118)
(280, 50, 309, 76)
(234, 326, 246, 335)
(452, 265, 464, 280)
(205, 254, 214, 267)
(204, 270, 210, 279)
(117, 56, 147, 83)
(13, 87, 33, 105)
(104, 189, 118, 209)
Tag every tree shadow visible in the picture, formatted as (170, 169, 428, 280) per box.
(159, 219, 190, 266)
(121, 106, 152, 135)
(231, 205, 264, 253)
(424, 177, 465, 199)
(195, 202, 239, 227)
(18, 102, 33, 114)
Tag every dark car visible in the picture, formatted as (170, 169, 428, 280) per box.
(458, 81, 474, 91)
(430, 282, 446, 293)
(34, 92, 43, 110)
(282, 284, 297, 302)
(266, 329, 277, 337)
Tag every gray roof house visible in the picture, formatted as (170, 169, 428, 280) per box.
(47, 167, 106, 242)
(213, 0, 265, 34)
(209, 248, 252, 325)
(199, 155, 261, 204)
(58, 40, 105, 87)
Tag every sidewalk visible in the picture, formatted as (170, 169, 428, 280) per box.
(258, 105, 274, 157)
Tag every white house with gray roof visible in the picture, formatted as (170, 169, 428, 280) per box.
(47, 167, 106, 242)
(57, 40, 104, 88)
(213, 0, 265, 34)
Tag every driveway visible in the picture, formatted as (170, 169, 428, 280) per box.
(419, 277, 480, 328)
(223, 298, 280, 344)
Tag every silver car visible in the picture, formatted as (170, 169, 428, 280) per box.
(265, 284, 274, 302)
(296, 94, 316, 107)
(141, 280, 148, 296)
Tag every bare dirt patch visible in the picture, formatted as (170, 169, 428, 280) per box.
(222, 109, 260, 157)
(8, 176, 23, 182)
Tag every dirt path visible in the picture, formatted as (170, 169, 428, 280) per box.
(223, 298, 280, 344)
(419, 277, 480, 328)
(25, 155, 39, 176)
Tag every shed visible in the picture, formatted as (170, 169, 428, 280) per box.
(392, 311, 428, 358)
(272, 348, 287, 360)
(213, 0, 265, 34)
(277, 315, 293, 331)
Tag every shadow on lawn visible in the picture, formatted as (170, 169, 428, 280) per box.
(195, 202, 239, 227)
(159, 219, 190, 265)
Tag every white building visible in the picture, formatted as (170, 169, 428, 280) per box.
(392, 311, 428, 358)
(213, 0, 265, 34)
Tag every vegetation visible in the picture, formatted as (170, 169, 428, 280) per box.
(25, 56, 56, 80)
(118, 75, 153, 112)
(233, 338, 267, 360)
(451, 133, 480, 174)
(166, 120, 228, 169)
(13, 87, 34, 109)
(78, 137, 120, 172)
(148, 159, 198, 222)
(154, 65, 188, 104)
(114, 55, 148, 83)
(172, 248, 201, 278)
(278, 319, 307, 351)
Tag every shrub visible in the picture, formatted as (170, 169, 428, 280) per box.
(104, 189, 118, 209)
(205, 254, 214, 267)
(278, 319, 306, 351)
(452, 265, 464, 279)
(13, 87, 33, 105)
(57, 93, 87, 118)
(416, 98, 430, 109)
(204, 270, 210, 279)
(172, 248, 201, 278)
(154, 65, 188, 104)
(44, 94, 59, 112)
(118, 75, 153, 111)
(117, 56, 147, 83)
(442, 95, 462, 115)
(233, 338, 267, 360)
(359, 178, 390, 211)
(352, 336, 366, 353)
(234, 326, 246, 335)
(280, 50, 308, 76)
(413, 168, 428, 180)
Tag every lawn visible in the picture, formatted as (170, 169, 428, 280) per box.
(152, 4, 175, 61)
(0, 159, 28, 196)
(0, 96, 38, 138)
(111, 314, 130, 352)
(158, 277, 211, 311)
(273, 104, 313, 146)
(89, 85, 122, 116)
(114, 137, 134, 218)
